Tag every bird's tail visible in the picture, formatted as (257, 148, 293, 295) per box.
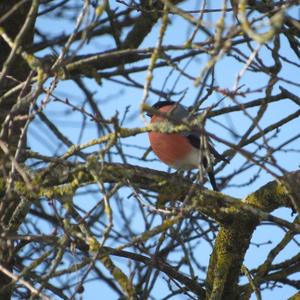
(207, 170, 219, 191)
(208, 144, 229, 164)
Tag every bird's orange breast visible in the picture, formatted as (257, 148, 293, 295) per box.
(148, 104, 194, 167)
(148, 131, 193, 167)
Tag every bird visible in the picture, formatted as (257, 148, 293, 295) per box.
(146, 100, 228, 191)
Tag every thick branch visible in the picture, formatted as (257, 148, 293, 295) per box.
(205, 171, 300, 300)
(33, 161, 298, 227)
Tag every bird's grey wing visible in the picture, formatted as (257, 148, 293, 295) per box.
(172, 105, 229, 163)
(170, 104, 190, 122)
(186, 133, 229, 164)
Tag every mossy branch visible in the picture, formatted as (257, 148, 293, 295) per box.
(11, 160, 299, 231)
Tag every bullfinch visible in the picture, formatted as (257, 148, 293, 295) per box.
(147, 100, 228, 191)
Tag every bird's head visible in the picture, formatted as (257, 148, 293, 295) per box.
(146, 100, 177, 118)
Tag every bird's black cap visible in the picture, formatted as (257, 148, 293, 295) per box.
(146, 100, 176, 117)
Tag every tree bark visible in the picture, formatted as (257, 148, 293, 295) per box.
(0, 1, 36, 299)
